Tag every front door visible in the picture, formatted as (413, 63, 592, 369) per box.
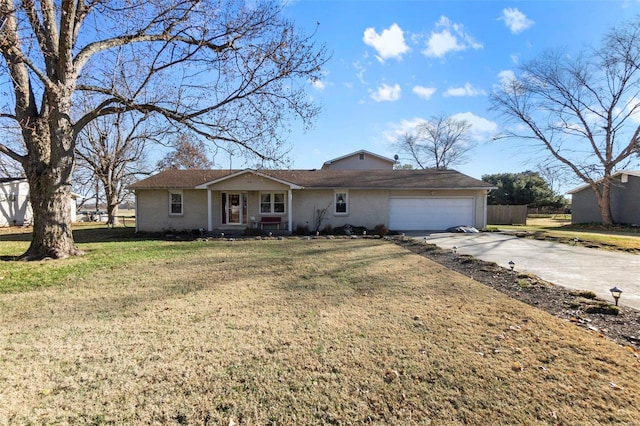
(225, 193, 247, 225)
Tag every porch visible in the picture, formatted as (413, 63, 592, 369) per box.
(195, 170, 299, 234)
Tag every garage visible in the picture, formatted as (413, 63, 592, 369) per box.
(389, 197, 475, 231)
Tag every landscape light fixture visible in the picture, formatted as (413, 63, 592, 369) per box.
(609, 286, 622, 306)
(508, 260, 515, 271)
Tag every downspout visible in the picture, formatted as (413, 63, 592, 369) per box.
(482, 190, 488, 229)
(288, 189, 293, 233)
(207, 188, 213, 232)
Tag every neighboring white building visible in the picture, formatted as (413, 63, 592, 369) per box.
(0, 177, 77, 227)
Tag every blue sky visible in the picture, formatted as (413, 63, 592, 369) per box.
(277, 0, 640, 187)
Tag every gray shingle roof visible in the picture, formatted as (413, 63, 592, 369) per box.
(129, 168, 494, 190)
(566, 170, 640, 194)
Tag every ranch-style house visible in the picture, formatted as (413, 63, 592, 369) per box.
(128, 150, 495, 234)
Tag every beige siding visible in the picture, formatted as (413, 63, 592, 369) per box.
(325, 154, 393, 170)
(137, 188, 292, 232)
(136, 189, 208, 232)
(207, 174, 289, 192)
(292, 189, 390, 230)
(135, 186, 488, 232)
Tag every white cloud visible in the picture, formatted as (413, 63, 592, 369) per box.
(423, 16, 482, 58)
(451, 112, 498, 141)
(363, 23, 410, 62)
(371, 83, 401, 102)
(311, 79, 325, 91)
(496, 69, 517, 89)
(625, 97, 640, 123)
(413, 86, 437, 100)
(352, 61, 367, 84)
(383, 118, 426, 142)
(500, 8, 534, 34)
(384, 113, 497, 144)
(444, 82, 486, 97)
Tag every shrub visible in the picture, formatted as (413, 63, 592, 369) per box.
(320, 224, 333, 235)
(584, 303, 619, 315)
(333, 224, 366, 236)
(333, 225, 347, 235)
(295, 224, 310, 235)
(243, 227, 262, 236)
(573, 290, 598, 300)
(352, 226, 366, 235)
(374, 224, 389, 237)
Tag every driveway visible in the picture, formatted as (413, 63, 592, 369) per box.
(413, 232, 640, 311)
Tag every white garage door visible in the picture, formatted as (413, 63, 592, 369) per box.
(389, 198, 474, 231)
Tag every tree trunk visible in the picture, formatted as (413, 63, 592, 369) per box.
(594, 178, 614, 225)
(106, 197, 119, 227)
(19, 118, 83, 260)
(23, 174, 83, 260)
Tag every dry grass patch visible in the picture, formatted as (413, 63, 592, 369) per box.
(1, 239, 639, 424)
(494, 219, 640, 252)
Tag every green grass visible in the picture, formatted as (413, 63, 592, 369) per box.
(3, 218, 640, 293)
(0, 225, 213, 292)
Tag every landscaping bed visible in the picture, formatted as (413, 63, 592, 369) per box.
(393, 237, 640, 351)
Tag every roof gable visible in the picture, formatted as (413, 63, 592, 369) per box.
(321, 150, 395, 170)
(194, 169, 302, 189)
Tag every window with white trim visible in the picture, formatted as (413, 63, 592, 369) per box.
(335, 191, 348, 215)
(169, 191, 183, 215)
(260, 192, 286, 214)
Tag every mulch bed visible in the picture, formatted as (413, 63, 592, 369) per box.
(392, 237, 640, 352)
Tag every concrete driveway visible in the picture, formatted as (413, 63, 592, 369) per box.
(413, 232, 640, 310)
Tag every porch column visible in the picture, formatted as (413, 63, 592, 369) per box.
(288, 189, 293, 233)
(134, 192, 139, 233)
(207, 188, 213, 232)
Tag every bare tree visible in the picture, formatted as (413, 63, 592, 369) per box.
(156, 134, 214, 170)
(490, 17, 640, 225)
(0, 0, 328, 259)
(536, 163, 570, 199)
(0, 153, 22, 177)
(75, 112, 159, 226)
(0, 131, 24, 177)
(395, 114, 475, 169)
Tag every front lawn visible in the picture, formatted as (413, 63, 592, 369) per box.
(1, 233, 639, 424)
